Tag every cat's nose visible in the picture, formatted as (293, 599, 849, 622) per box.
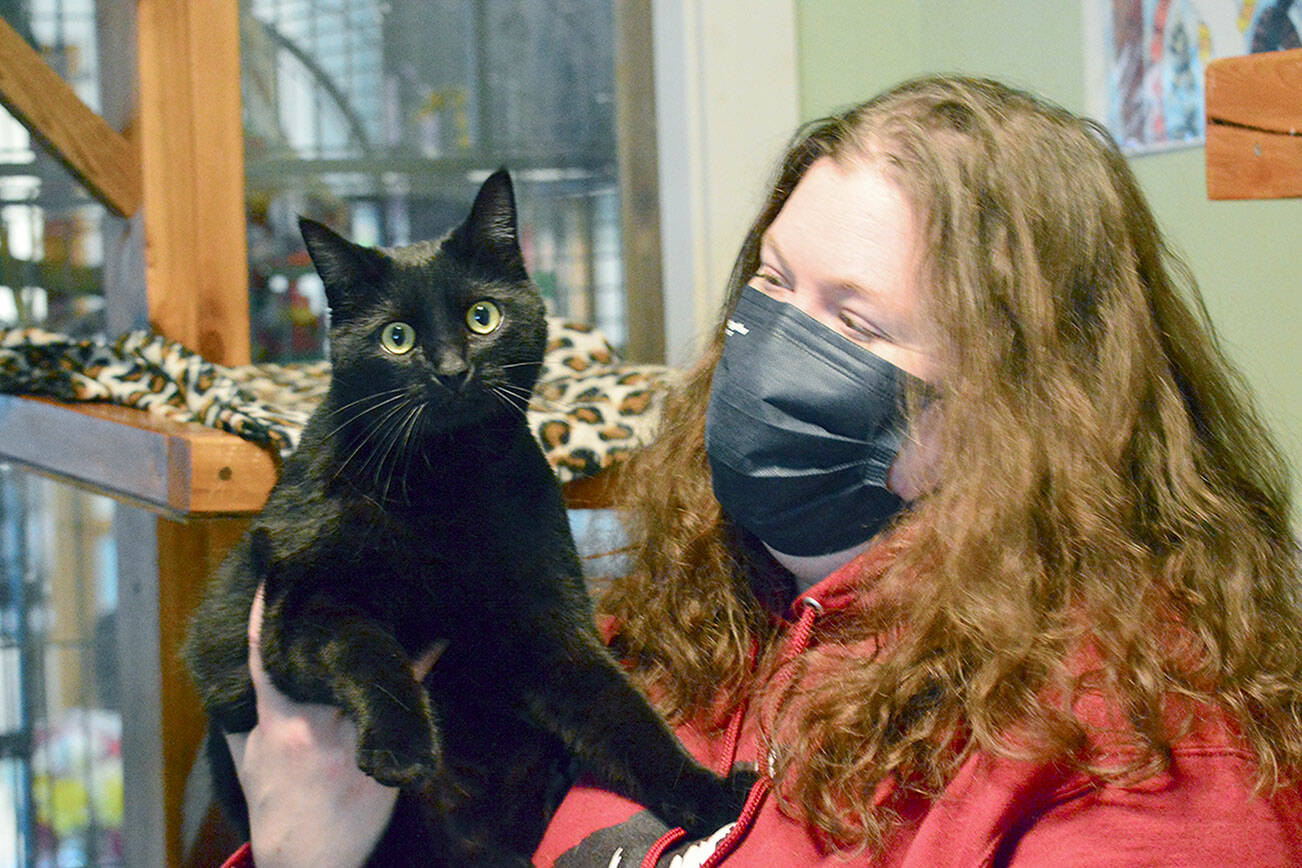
(435, 365, 471, 393)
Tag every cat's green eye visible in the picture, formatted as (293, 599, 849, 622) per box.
(380, 321, 416, 355)
(466, 300, 502, 335)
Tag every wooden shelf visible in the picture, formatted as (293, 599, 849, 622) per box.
(0, 395, 278, 517)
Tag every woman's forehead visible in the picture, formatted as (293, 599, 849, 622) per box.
(767, 160, 921, 299)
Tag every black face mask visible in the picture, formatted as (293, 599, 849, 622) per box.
(705, 287, 917, 557)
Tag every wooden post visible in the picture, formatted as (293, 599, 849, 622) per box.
(613, 0, 666, 363)
(136, 0, 250, 364)
(156, 515, 249, 867)
(133, 4, 256, 863)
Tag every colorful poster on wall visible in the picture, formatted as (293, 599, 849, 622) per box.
(1084, 0, 1301, 154)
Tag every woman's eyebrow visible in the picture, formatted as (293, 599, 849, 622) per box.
(757, 232, 794, 279)
(829, 274, 898, 319)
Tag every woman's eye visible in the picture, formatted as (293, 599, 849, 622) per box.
(380, 321, 416, 355)
(840, 313, 887, 342)
(751, 270, 785, 291)
(466, 300, 502, 335)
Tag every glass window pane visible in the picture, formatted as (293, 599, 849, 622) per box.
(0, 469, 122, 867)
(243, 0, 627, 362)
(0, 0, 112, 338)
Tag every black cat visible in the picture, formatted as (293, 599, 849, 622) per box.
(183, 171, 745, 866)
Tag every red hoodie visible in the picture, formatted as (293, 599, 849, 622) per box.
(533, 551, 1302, 867)
(223, 548, 1302, 868)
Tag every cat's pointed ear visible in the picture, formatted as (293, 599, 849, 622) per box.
(445, 169, 529, 282)
(298, 217, 388, 318)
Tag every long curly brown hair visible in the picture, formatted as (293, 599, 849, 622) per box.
(599, 75, 1302, 849)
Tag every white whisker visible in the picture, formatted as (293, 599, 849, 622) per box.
(327, 387, 407, 418)
(382, 403, 423, 504)
(334, 399, 413, 488)
(490, 386, 530, 420)
(491, 382, 537, 400)
(322, 391, 410, 442)
(495, 382, 563, 414)
(397, 404, 424, 503)
(368, 401, 417, 495)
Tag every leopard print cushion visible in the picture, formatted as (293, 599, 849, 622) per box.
(0, 327, 309, 454)
(0, 319, 671, 484)
(533, 320, 673, 481)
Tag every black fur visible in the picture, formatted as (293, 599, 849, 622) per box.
(183, 171, 746, 865)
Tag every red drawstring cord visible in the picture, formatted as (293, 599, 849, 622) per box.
(639, 697, 753, 868)
(697, 778, 771, 868)
(640, 597, 822, 867)
(784, 597, 823, 663)
(642, 827, 689, 865)
(641, 686, 752, 868)
(716, 698, 747, 776)
(640, 827, 692, 868)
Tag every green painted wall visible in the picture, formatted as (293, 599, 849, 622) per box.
(795, 0, 1302, 511)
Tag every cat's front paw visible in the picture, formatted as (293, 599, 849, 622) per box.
(356, 717, 441, 788)
(657, 768, 762, 837)
(207, 679, 259, 735)
(357, 745, 438, 788)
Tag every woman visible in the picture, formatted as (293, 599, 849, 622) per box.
(227, 75, 1302, 866)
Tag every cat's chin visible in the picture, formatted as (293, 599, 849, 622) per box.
(419, 394, 521, 435)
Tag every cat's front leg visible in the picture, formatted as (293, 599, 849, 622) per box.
(516, 626, 746, 837)
(260, 592, 442, 788)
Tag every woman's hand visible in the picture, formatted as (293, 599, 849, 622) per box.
(224, 587, 444, 868)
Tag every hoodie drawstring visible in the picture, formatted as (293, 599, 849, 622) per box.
(640, 596, 824, 867)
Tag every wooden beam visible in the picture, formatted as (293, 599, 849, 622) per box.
(1206, 47, 1302, 200)
(137, 0, 250, 364)
(613, 0, 667, 363)
(0, 395, 277, 516)
(0, 17, 142, 217)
